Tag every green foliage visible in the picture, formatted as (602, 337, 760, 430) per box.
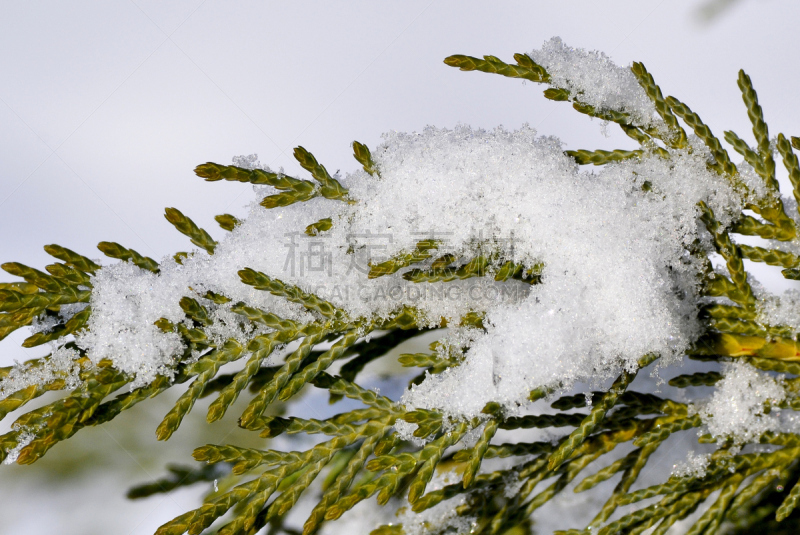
(4, 46, 800, 535)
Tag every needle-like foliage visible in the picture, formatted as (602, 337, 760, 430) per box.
(3, 42, 800, 535)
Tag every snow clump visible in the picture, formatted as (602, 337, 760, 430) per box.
(698, 361, 786, 445)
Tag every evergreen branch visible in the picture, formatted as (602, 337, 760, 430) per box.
(193, 444, 305, 474)
(746, 355, 800, 375)
(398, 352, 454, 368)
(333, 328, 426, 400)
(206, 345, 276, 422)
(548, 355, 656, 470)
(197, 158, 339, 209)
(326, 409, 388, 427)
(179, 297, 212, 326)
(156, 340, 244, 441)
(164, 207, 217, 255)
(596, 491, 684, 535)
(571, 102, 634, 128)
(525, 453, 601, 516)
(176, 323, 211, 351)
(196, 162, 311, 191)
(738, 244, 800, 268)
(727, 464, 789, 522)
(708, 316, 770, 338)
(0, 288, 90, 313)
(352, 141, 379, 177)
(43, 244, 101, 273)
(293, 146, 349, 201)
(699, 202, 756, 308)
(173, 252, 190, 265)
(725, 130, 770, 182)
(667, 96, 738, 177)
(493, 260, 542, 284)
(314, 373, 403, 413)
(16, 370, 130, 464)
(622, 124, 659, 147)
(410, 421, 470, 504)
(777, 133, 800, 212)
(256, 415, 375, 439)
(462, 419, 499, 488)
(614, 475, 709, 507)
(701, 303, 756, 320)
(305, 217, 332, 236)
(731, 214, 790, 240)
(240, 329, 328, 428)
(260, 188, 317, 209)
(651, 488, 715, 535)
(692, 472, 744, 534)
(738, 70, 773, 164)
(156, 462, 300, 535)
(8, 40, 800, 535)
(368, 239, 439, 279)
(0, 380, 66, 421)
(704, 272, 740, 301)
(443, 54, 549, 82)
(777, 477, 800, 521)
(238, 268, 344, 320)
(403, 256, 490, 283)
(45, 262, 92, 286)
(0, 282, 39, 295)
(500, 413, 587, 429)
(372, 305, 424, 330)
(267, 422, 390, 532)
(588, 441, 661, 528)
(630, 62, 687, 147)
(302, 430, 385, 534)
(266, 458, 330, 520)
(724, 131, 793, 235)
(693, 332, 800, 362)
(127, 464, 227, 499)
(231, 303, 304, 332)
(474, 441, 558, 460)
(97, 241, 160, 272)
(402, 409, 443, 439)
(2, 262, 79, 294)
(279, 328, 365, 401)
(632, 415, 701, 447)
(214, 214, 239, 231)
(565, 149, 643, 166)
(169, 421, 385, 535)
(669, 371, 722, 388)
(783, 267, 800, 280)
(403, 256, 543, 286)
(413, 471, 505, 513)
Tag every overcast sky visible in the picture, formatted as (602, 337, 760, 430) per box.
(2, 2, 800, 533)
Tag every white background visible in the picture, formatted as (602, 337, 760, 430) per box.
(1, 1, 799, 534)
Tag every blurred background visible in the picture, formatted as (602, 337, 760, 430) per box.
(1, 1, 799, 533)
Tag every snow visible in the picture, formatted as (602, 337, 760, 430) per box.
(2, 430, 35, 465)
(397, 129, 741, 417)
(758, 289, 800, 331)
(528, 37, 662, 129)
(698, 361, 786, 445)
(0, 346, 82, 401)
(672, 450, 711, 478)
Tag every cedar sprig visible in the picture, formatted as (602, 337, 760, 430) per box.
(7, 46, 800, 535)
